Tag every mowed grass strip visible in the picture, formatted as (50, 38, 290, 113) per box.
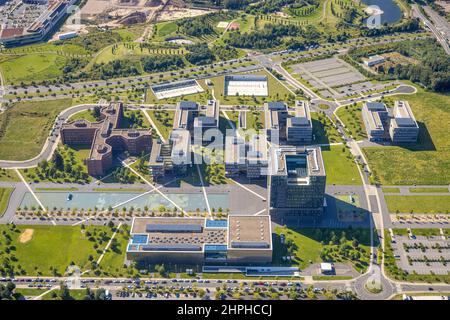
(409, 187, 449, 193)
(385, 195, 450, 213)
(0, 187, 13, 217)
(382, 187, 401, 193)
(0, 98, 73, 161)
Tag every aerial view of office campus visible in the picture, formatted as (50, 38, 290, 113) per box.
(0, 0, 448, 305)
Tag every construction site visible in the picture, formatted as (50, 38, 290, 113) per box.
(79, 0, 214, 27)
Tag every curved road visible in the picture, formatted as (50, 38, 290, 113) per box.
(0, 104, 98, 169)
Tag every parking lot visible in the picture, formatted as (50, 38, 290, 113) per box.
(391, 235, 450, 275)
(290, 57, 394, 99)
(0, 0, 47, 30)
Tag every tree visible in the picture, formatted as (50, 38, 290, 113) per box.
(58, 283, 71, 300)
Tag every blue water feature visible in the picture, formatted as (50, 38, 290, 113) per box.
(362, 0, 403, 24)
(19, 191, 229, 211)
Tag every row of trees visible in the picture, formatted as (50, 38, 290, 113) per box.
(226, 24, 323, 49)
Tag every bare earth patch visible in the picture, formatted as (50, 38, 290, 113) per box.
(19, 229, 34, 243)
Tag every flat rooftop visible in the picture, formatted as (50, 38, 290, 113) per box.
(128, 216, 272, 252)
(270, 146, 325, 179)
(363, 102, 388, 131)
(228, 215, 271, 249)
(289, 100, 312, 127)
(392, 100, 419, 128)
(173, 101, 199, 130)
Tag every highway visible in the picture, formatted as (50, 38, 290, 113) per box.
(412, 4, 450, 55)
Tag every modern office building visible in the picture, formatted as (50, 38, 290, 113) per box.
(170, 129, 191, 175)
(147, 130, 191, 179)
(0, 0, 77, 47)
(173, 101, 199, 131)
(287, 100, 313, 143)
(126, 216, 273, 265)
(362, 102, 389, 141)
(389, 100, 419, 143)
(224, 134, 268, 179)
(238, 111, 247, 130)
(363, 55, 385, 67)
(264, 101, 288, 143)
(193, 100, 220, 143)
(224, 135, 246, 177)
(148, 139, 173, 180)
(61, 102, 152, 176)
(194, 100, 219, 131)
(268, 146, 326, 217)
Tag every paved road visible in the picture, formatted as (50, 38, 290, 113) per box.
(412, 4, 450, 55)
(1, 58, 258, 103)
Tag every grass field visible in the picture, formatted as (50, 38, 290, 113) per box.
(91, 225, 132, 278)
(335, 104, 367, 141)
(0, 169, 19, 182)
(0, 98, 73, 161)
(385, 195, 450, 213)
(145, 110, 174, 141)
(312, 112, 342, 144)
(0, 53, 68, 84)
(273, 226, 372, 273)
(13, 288, 46, 298)
(69, 109, 99, 123)
(321, 146, 362, 185)
(0, 224, 116, 276)
(22, 144, 91, 183)
(363, 90, 450, 185)
(0, 187, 13, 217)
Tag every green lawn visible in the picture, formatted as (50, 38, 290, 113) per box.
(87, 225, 134, 278)
(385, 195, 450, 213)
(274, 226, 372, 273)
(0, 53, 68, 84)
(335, 104, 367, 141)
(363, 90, 450, 185)
(22, 144, 91, 183)
(69, 109, 99, 123)
(321, 146, 362, 185)
(0, 98, 73, 161)
(0, 224, 117, 276)
(409, 187, 449, 193)
(408, 228, 441, 237)
(13, 288, 46, 298)
(0, 187, 13, 217)
(145, 110, 174, 141)
(246, 110, 265, 132)
(311, 112, 342, 144)
(155, 21, 178, 39)
(0, 169, 20, 182)
(382, 187, 401, 193)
